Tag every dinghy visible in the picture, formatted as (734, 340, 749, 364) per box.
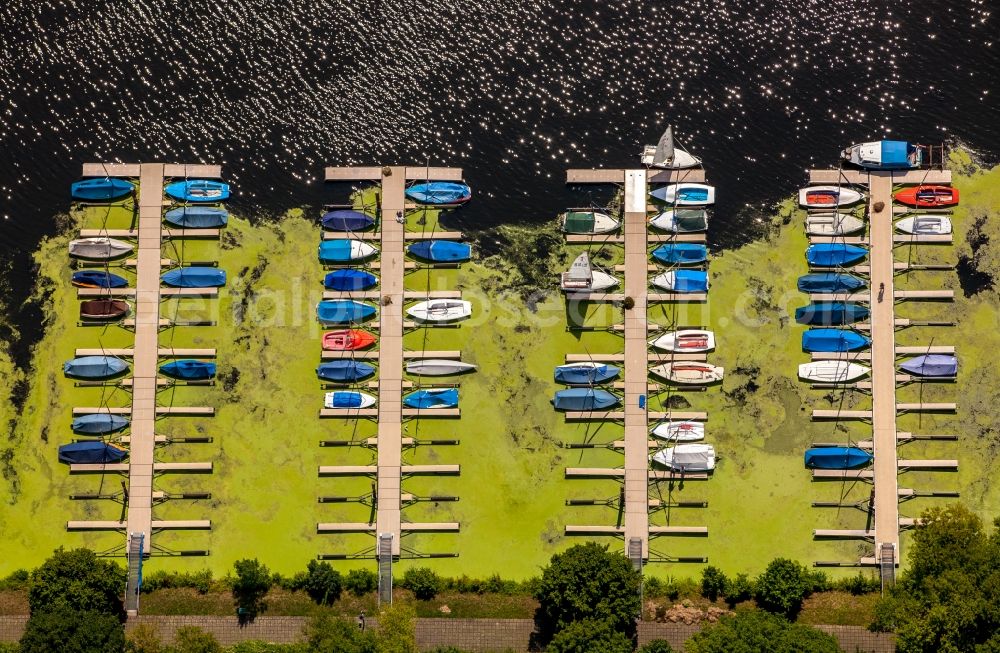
(71, 270, 128, 289)
(317, 360, 376, 383)
(649, 329, 715, 353)
(651, 243, 707, 265)
(161, 267, 227, 288)
(80, 299, 130, 320)
(63, 356, 129, 379)
(649, 209, 708, 233)
(324, 391, 377, 409)
(796, 273, 866, 294)
(403, 388, 459, 409)
(69, 237, 133, 260)
(407, 299, 472, 322)
(72, 413, 129, 435)
(407, 240, 471, 262)
(321, 210, 375, 231)
(164, 206, 229, 228)
(560, 252, 619, 293)
(560, 210, 620, 235)
(798, 186, 864, 208)
(640, 126, 702, 169)
(159, 360, 216, 380)
(651, 444, 716, 472)
(71, 178, 134, 201)
(323, 330, 377, 351)
(318, 239, 378, 263)
(317, 300, 377, 324)
(795, 302, 869, 326)
(405, 182, 472, 205)
(59, 441, 128, 464)
(553, 362, 620, 385)
(324, 269, 378, 291)
(801, 329, 870, 352)
(405, 359, 477, 376)
(842, 140, 924, 170)
(165, 179, 230, 202)
(895, 216, 952, 235)
(552, 388, 620, 411)
(804, 446, 872, 469)
(651, 270, 708, 293)
(805, 243, 868, 267)
(898, 354, 958, 377)
(805, 213, 865, 236)
(650, 421, 705, 442)
(894, 185, 959, 208)
(649, 362, 724, 384)
(797, 361, 870, 383)
(650, 183, 716, 206)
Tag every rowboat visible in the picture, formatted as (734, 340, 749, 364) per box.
(406, 359, 477, 376)
(798, 186, 864, 208)
(71, 178, 134, 201)
(552, 388, 620, 411)
(649, 362, 724, 384)
(651, 270, 708, 293)
(405, 182, 472, 205)
(165, 179, 230, 203)
(651, 243, 707, 265)
(321, 210, 375, 231)
(316, 360, 376, 382)
(58, 442, 128, 464)
(650, 183, 716, 206)
(63, 356, 129, 379)
(898, 354, 958, 377)
(71, 270, 128, 289)
(797, 361, 870, 383)
(804, 213, 865, 236)
(69, 237, 133, 260)
(324, 391, 377, 409)
(406, 300, 471, 323)
(553, 362, 620, 385)
(796, 273, 866, 294)
(317, 300, 377, 324)
(801, 329, 870, 352)
(649, 329, 715, 352)
(560, 211, 620, 234)
(318, 240, 378, 263)
(72, 413, 129, 435)
(842, 140, 924, 170)
(164, 206, 229, 228)
(80, 299, 130, 320)
(650, 444, 715, 472)
(560, 252, 618, 293)
(794, 302, 869, 326)
(403, 388, 459, 409)
(804, 446, 872, 469)
(407, 240, 471, 262)
(324, 270, 378, 291)
(650, 421, 705, 442)
(640, 126, 702, 169)
(894, 185, 959, 208)
(159, 360, 216, 380)
(805, 243, 868, 267)
(649, 209, 708, 233)
(161, 267, 227, 288)
(322, 330, 377, 351)
(895, 216, 952, 235)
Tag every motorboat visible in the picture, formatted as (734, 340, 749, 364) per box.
(842, 140, 924, 170)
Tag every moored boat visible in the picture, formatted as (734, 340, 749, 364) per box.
(317, 300, 377, 324)
(324, 269, 378, 291)
(80, 299, 130, 321)
(898, 354, 958, 377)
(72, 413, 129, 435)
(804, 446, 872, 469)
(69, 237, 133, 260)
(842, 140, 924, 170)
(649, 362, 724, 384)
(159, 360, 216, 380)
(316, 360, 376, 382)
(71, 270, 128, 289)
(63, 356, 129, 379)
(405, 182, 472, 205)
(794, 302, 869, 326)
(649, 209, 708, 233)
(161, 267, 227, 288)
(895, 216, 952, 235)
(650, 421, 705, 442)
(318, 239, 378, 263)
(805, 243, 868, 267)
(797, 361, 870, 383)
(801, 329, 870, 352)
(804, 212, 865, 236)
(322, 330, 377, 351)
(650, 183, 716, 206)
(403, 388, 459, 409)
(553, 362, 620, 385)
(560, 252, 619, 293)
(321, 210, 376, 231)
(640, 126, 702, 169)
(406, 299, 471, 323)
(58, 441, 128, 464)
(405, 359, 477, 376)
(165, 179, 230, 203)
(71, 178, 135, 201)
(894, 185, 958, 208)
(164, 206, 229, 228)
(407, 240, 472, 262)
(324, 391, 377, 409)
(798, 186, 864, 208)
(651, 269, 708, 293)
(651, 243, 708, 265)
(649, 329, 715, 352)
(552, 388, 620, 411)
(796, 273, 866, 294)
(560, 210, 620, 234)
(650, 444, 716, 472)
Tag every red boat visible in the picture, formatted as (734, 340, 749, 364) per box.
(894, 185, 959, 208)
(322, 329, 376, 351)
(80, 299, 130, 320)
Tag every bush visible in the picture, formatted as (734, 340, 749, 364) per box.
(754, 558, 811, 618)
(305, 613, 376, 653)
(835, 571, 880, 595)
(686, 608, 840, 653)
(374, 603, 417, 653)
(723, 573, 754, 606)
(301, 561, 342, 605)
(546, 618, 633, 653)
(0, 569, 29, 591)
(400, 567, 442, 601)
(226, 643, 310, 653)
(19, 605, 125, 653)
(700, 566, 728, 602)
(142, 570, 215, 594)
(643, 576, 664, 598)
(639, 640, 674, 653)
(232, 559, 273, 620)
(344, 569, 378, 597)
(166, 626, 222, 653)
(126, 623, 163, 653)
(28, 547, 126, 617)
(0, 643, 19, 653)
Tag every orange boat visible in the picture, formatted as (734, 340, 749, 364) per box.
(322, 329, 376, 351)
(894, 185, 959, 208)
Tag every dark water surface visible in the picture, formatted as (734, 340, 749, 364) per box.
(1, 0, 998, 359)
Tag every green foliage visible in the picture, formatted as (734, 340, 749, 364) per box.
(638, 640, 674, 653)
(301, 561, 342, 606)
(232, 559, 273, 619)
(304, 613, 376, 653)
(834, 572, 880, 595)
(165, 626, 222, 653)
(400, 567, 442, 601)
(546, 618, 633, 653)
(374, 603, 418, 653)
(753, 558, 811, 618)
(686, 608, 840, 653)
(0, 644, 19, 653)
(141, 570, 216, 594)
(126, 624, 163, 653)
(425, 648, 471, 653)
(0, 569, 29, 591)
(700, 566, 729, 602)
(225, 643, 310, 653)
(27, 547, 126, 617)
(344, 569, 378, 597)
(724, 573, 755, 606)
(19, 605, 125, 653)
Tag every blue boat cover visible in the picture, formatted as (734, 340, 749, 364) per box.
(321, 210, 375, 231)
(318, 240, 376, 262)
(58, 441, 128, 464)
(899, 354, 958, 377)
(801, 329, 870, 352)
(324, 269, 377, 291)
(407, 240, 471, 262)
(160, 360, 217, 380)
(71, 178, 134, 201)
(794, 302, 869, 326)
(805, 244, 868, 267)
(64, 356, 129, 379)
(405, 182, 472, 205)
(881, 141, 909, 166)
(72, 413, 129, 435)
(317, 360, 376, 382)
(403, 388, 459, 409)
(552, 388, 620, 411)
(317, 300, 377, 324)
(651, 244, 708, 265)
(804, 447, 873, 470)
(668, 270, 709, 292)
(327, 391, 369, 408)
(165, 180, 230, 203)
(797, 273, 866, 293)
(71, 270, 129, 289)
(164, 206, 229, 228)
(554, 364, 620, 385)
(161, 267, 227, 288)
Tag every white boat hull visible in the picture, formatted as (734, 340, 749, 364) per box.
(650, 444, 716, 472)
(895, 216, 952, 235)
(642, 148, 702, 169)
(405, 359, 477, 376)
(805, 213, 865, 236)
(69, 237, 134, 259)
(406, 300, 472, 322)
(651, 183, 716, 206)
(560, 211, 620, 234)
(324, 391, 377, 409)
(651, 421, 705, 442)
(798, 186, 865, 208)
(561, 270, 619, 293)
(649, 330, 715, 353)
(798, 361, 870, 383)
(649, 363, 724, 384)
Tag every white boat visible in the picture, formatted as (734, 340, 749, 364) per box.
(649, 362, 724, 384)
(560, 210, 620, 235)
(649, 329, 715, 353)
(68, 237, 134, 260)
(797, 361, 870, 383)
(650, 421, 705, 442)
(406, 299, 472, 322)
(649, 209, 708, 233)
(324, 391, 377, 409)
(649, 183, 716, 206)
(640, 126, 702, 169)
(798, 186, 865, 209)
(650, 270, 708, 293)
(560, 252, 619, 293)
(405, 359, 477, 376)
(805, 213, 865, 236)
(650, 444, 716, 472)
(895, 216, 952, 235)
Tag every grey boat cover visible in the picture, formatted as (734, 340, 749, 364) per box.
(898, 354, 958, 377)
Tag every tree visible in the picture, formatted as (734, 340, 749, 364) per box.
(345, 568, 378, 596)
(305, 613, 376, 653)
(375, 603, 418, 653)
(400, 566, 441, 601)
(753, 558, 811, 618)
(301, 560, 342, 605)
(546, 618, 633, 653)
(700, 566, 728, 602)
(164, 627, 222, 653)
(724, 573, 754, 607)
(639, 640, 674, 653)
(27, 547, 126, 617)
(685, 609, 840, 653)
(232, 559, 273, 621)
(126, 623, 163, 653)
(534, 542, 641, 639)
(19, 604, 125, 653)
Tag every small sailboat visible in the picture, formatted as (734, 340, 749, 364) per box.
(804, 446, 872, 469)
(805, 213, 865, 236)
(164, 206, 229, 228)
(894, 185, 959, 208)
(552, 388, 620, 411)
(895, 216, 952, 235)
(80, 299, 130, 321)
(71, 178, 134, 201)
(649, 362, 724, 384)
(651, 243, 708, 265)
(318, 240, 378, 263)
(898, 354, 958, 377)
(650, 421, 705, 442)
(798, 186, 864, 208)
(405, 182, 472, 205)
(72, 413, 129, 435)
(842, 140, 924, 170)
(649, 209, 708, 233)
(649, 329, 715, 353)
(69, 237, 133, 260)
(71, 270, 128, 289)
(801, 329, 870, 352)
(796, 273, 866, 294)
(651, 444, 716, 472)
(406, 299, 472, 322)
(797, 361, 870, 383)
(560, 210, 620, 234)
(324, 391, 377, 409)
(317, 300, 377, 324)
(650, 183, 716, 206)
(640, 126, 702, 169)
(651, 270, 708, 293)
(324, 269, 378, 291)
(161, 267, 227, 288)
(403, 388, 459, 409)
(317, 360, 376, 383)
(560, 252, 619, 293)
(58, 441, 128, 464)
(323, 330, 377, 351)
(63, 356, 129, 379)
(553, 362, 620, 385)
(794, 302, 869, 326)
(165, 179, 230, 202)
(321, 210, 376, 231)
(405, 359, 477, 376)
(805, 243, 868, 267)
(407, 240, 472, 262)
(159, 360, 216, 380)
